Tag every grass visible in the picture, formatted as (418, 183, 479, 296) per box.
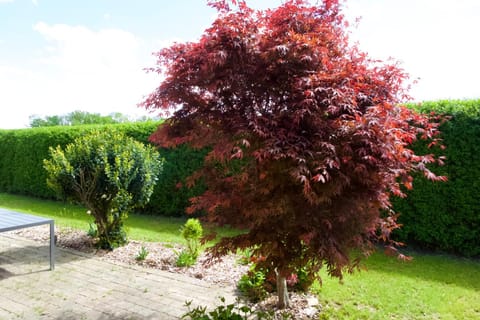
(313, 251, 480, 319)
(0, 193, 239, 245)
(1, 192, 479, 319)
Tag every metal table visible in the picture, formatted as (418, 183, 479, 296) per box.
(0, 208, 55, 270)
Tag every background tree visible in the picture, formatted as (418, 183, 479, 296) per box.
(44, 130, 162, 249)
(142, 0, 446, 308)
(29, 114, 65, 127)
(67, 110, 117, 126)
(29, 110, 155, 127)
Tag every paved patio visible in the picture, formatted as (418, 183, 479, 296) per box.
(0, 233, 236, 319)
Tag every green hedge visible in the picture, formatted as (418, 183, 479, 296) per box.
(0, 121, 205, 217)
(393, 99, 480, 257)
(0, 125, 84, 198)
(142, 144, 207, 216)
(1, 100, 480, 256)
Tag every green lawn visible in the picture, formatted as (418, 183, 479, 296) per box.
(314, 252, 480, 319)
(0, 193, 239, 245)
(1, 192, 479, 319)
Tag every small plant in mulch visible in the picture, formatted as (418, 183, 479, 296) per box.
(176, 218, 203, 267)
(182, 297, 280, 320)
(135, 246, 149, 261)
(238, 254, 315, 304)
(87, 222, 98, 238)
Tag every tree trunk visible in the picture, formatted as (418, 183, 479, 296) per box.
(276, 271, 290, 309)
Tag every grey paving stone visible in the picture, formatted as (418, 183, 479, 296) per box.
(0, 234, 236, 320)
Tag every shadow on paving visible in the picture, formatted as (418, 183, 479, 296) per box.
(0, 243, 91, 280)
(0, 266, 15, 279)
(52, 312, 161, 320)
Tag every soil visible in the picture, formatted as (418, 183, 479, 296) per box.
(8, 226, 321, 319)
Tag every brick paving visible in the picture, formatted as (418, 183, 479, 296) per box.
(0, 233, 237, 320)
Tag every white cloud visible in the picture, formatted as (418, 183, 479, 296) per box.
(343, 0, 480, 101)
(33, 22, 141, 73)
(32, 0, 38, 6)
(0, 65, 49, 128)
(0, 23, 165, 128)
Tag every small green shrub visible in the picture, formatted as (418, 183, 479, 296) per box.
(135, 246, 149, 261)
(182, 297, 278, 320)
(175, 218, 204, 267)
(237, 247, 254, 266)
(291, 266, 314, 292)
(183, 219, 203, 256)
(181, 218, 203, 257)
(175, 250, 197, 267)
(238, 268, 268, 303)
(44, 130, 162, 249)
(238, 256, 314, 303)
(87, 222, 98, 238)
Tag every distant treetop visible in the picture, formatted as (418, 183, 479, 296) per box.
(29, 110, 158, 127)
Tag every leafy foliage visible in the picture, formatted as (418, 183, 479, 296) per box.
(408, 99, 480, 118)
(181, 218, 204, 255)
(143, 0, 446, 307)
(143, 144, 207, 216)
(175, 250, 198, 267)
(29, 110, 154, 127)
(44, 130, 162, 249)
(238, 268, 268, 303)
(87, 222, 98, 238)
(238, 257, 313, 303)
(236, 247, 255, 265)
(136, 246, 150, 261)
(393, 100, 480, 257)
(182, 297, 279, 320)
(176, 218, 204, 266)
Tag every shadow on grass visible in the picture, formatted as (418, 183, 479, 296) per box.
(362, 250, 480, 291)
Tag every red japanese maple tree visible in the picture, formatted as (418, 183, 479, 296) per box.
(142, 0, 446, 308)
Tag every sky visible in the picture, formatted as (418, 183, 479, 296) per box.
(0, 0, 479, 129)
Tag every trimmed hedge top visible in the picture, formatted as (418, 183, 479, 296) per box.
(406, 99, 480, 118)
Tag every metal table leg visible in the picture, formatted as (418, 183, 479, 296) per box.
(49, 221, 55, 270)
